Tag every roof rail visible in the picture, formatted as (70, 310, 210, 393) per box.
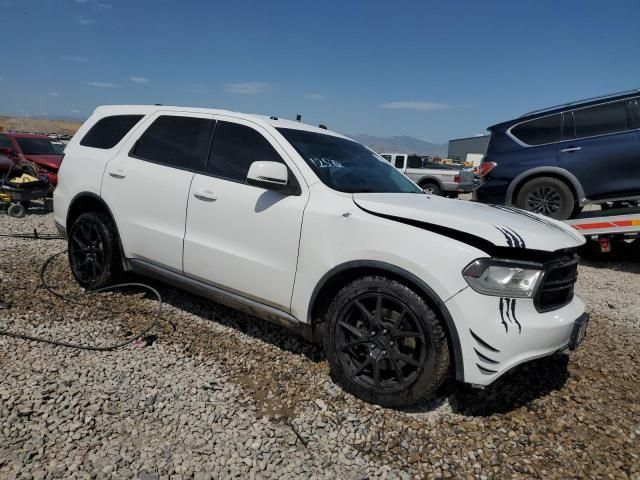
(520, 88, 640, 118)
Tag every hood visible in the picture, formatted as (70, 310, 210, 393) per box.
(24, 154, 62, 171)
(353, 193, 585, 253)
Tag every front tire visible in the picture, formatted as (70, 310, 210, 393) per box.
(323, 276, 450, 408)
(68, 211, 123, 290)
(515, 177, 575, 220)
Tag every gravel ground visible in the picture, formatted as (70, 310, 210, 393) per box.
(1, 208, 639, 479)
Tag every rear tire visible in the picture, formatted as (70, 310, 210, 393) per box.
(68, 211, 123, 290)
(421, 181, 442, 196)
(323, 276, 450, 408)
(515, 177, 575, 220)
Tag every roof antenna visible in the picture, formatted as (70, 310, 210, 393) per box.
(319, 124, 327, 130)
(270, 115, 279, 120)
(296, 114, 302, 122)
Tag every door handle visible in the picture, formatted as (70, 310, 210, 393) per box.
(108, 169, 126, 179)
(560, 146, 581, 153)
(193, 190, 217, 202)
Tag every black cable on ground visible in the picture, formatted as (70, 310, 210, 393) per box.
(0, 228, 64, 240)
(0, 249, 163, 351)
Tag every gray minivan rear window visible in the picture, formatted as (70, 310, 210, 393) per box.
(80, 115, 144, 149)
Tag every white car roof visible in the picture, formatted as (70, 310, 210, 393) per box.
(92, 104, 350, 140)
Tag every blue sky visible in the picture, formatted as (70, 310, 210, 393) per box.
(0, 0, 639, 143)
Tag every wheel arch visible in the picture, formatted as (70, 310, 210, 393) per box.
(416, 175, 443, 189)
(66, 192, 129, 269)
(506, 167, 585, 206)
(308, 260, 464, 381)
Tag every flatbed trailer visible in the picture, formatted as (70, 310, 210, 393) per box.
(564, 206, 640, 252)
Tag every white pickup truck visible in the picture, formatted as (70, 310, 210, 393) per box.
(380, 153, 475, 197)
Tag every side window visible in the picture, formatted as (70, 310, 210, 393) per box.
(511, 114, 562, 145)
(380, 154, 392, 162)
(407, 155, 422, 169)
(394, 155, 405, 168)
(132, 115, 215, 171)
(574, 100, 629, 139)
(207, 121, 284, 182)
(80, 115, 144, 149)
(0, 135, 12, 149)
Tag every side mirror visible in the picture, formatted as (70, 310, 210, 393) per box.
(246, 161, 298, 195)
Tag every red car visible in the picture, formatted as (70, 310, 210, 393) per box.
(0, 132, 65, 189)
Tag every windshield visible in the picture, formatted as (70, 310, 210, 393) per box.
(15, 137, 64, 155)
(277, 128, 422, 194)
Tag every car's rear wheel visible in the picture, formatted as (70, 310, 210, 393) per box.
(68, 211, 122, 290)
(421, 181, 442, 196)
(516, 177, 575, 220)
(324, 276, 450, 407)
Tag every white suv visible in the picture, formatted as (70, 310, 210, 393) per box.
(54, 105, 589, 407)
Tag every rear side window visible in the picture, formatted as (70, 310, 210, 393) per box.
(207, 121, 284, 182)
(573, 100, 630, 139)
(380, 154, 392, 162)
(394, 156, 404, 168)
(407, 155, 422, 168)
(132, 115, 215, 171)
(80, 115, 143, 149)
(510, 114, 561, 145)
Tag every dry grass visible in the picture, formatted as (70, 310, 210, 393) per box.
(0, 116, 81, 135)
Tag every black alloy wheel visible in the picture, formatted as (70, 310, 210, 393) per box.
(68, 211, 122, 289)
(69, 221, 106, 285)
(335, 292, 426, 392)
(324, 276, 450, 407)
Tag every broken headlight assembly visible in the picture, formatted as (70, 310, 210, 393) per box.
(462, 258, 543, 298)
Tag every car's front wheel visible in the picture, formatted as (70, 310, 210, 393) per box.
(68, 211, 123, 290)
(324, 276, 450, 407)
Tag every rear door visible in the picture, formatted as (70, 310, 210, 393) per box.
(393, 154, 406, 171)
(558, 98, 640, 199)
(183, 118, 308, 311)
(101, 112, 215, 272)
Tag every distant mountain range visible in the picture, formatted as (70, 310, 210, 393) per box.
(350, 134, 447, 157)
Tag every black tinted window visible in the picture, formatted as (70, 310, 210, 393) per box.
(511, 114, 561, 145)
(573, 100, 630, 139)
(381, 154, 392, 162)
(407, 155, 422, 168)
(394, 156, 404, 168)
(80, 115, 143, 149)
(0, 135, 12, 149)
(133, 116, 215, 171)
(630, 98, 640, 129)
(207, 121, 283, 182)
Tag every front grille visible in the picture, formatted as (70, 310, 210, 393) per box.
(535, 256, 579, 312)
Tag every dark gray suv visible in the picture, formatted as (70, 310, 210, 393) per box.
(475, 90, 640, 219)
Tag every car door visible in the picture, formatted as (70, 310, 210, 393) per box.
(183, 117, 308, 311)
(101, 112, 215, 272)
(558, 98, 640, 199)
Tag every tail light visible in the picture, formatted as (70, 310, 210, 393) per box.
(478, 161, 497, 177)
(454, 175, 460, 183)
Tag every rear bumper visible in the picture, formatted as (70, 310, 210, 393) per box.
(443, 182, 475, 193)
(473, 180, 509, 204)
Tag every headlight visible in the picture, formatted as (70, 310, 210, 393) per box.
(462, 258, 543, 298)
